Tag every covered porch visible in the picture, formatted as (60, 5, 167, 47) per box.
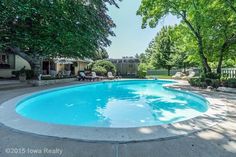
(42, 58, 90, 77)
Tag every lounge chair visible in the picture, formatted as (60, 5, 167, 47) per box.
(65, 70, 71, 77)
(107, 72, 115, 80)
(92, 72, 105, 80)
(172, 72, 185, 79)
(50, 70, 57, 78)
(78, 72, 92, 81)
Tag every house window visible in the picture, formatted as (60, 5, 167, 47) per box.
(0, 53, 10, 69)
(0, 53, 15, 69)
(0, 53, 8, 64)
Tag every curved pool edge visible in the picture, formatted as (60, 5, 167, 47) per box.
(0, 80, 229, 143)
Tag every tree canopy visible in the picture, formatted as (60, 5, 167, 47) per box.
(92, 50, 109, 61)
(138, 26, 187, 76)
(0, 0, 119, 74)
(150, 26, 178, 75)
(137, 0, 236, 75)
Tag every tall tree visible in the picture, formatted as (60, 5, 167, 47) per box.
(150, 26, 181, 76)
(137, 0, 212, 74)
(92, 50, 109, 60)
(195, 0, 236, 74)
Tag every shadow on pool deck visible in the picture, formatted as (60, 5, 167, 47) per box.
(0, 81, 236, 157)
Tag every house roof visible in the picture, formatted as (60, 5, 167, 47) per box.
(53, 57, 92, 64)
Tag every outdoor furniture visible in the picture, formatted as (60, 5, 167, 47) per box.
(57, 71, 64, 78)
(50, 70, 57, 78)
(91, 72, 105, 80)
(172, 72, 185, 79)
(77, 72, 93, 81)
(107, 72, 115, 80)
(65, 70, 71, 77)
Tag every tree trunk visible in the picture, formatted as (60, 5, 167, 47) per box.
(216, 43, 227, 75)
(197, 36, 211, 74)
(167, 66, 171, 76)
(182, 17, 211, 74)
(30, 58, 42, 77)
(9, 47, 42, 77)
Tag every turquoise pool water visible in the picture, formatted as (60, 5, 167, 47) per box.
(16, 80, 209, 128)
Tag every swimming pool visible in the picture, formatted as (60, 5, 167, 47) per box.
(15, 80, 209, 128)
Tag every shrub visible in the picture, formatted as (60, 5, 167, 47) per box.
(189, 77, 201, 87)
(137, 63, 147, 78)
(205, 78, 220, 88)
(227, 79, 236, 88)
(92, 60, 116, 75)
(12, 69, 34, 80)
(92, 66, 107, 76)
(188, 77, 207, 88)
(137, 70, 146, 78)
(202, 72, 220, 80)
(41, 76, 76, 80)
(41, 75, 52, 80)
(194, 72, 220, 88)
(205, 78, 212, 86)
(25, 70, 34, 79)
(222, 78, 236, 88)
(211, 79, 221, 88)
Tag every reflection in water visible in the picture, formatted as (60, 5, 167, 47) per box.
(16, 80, 208, 128)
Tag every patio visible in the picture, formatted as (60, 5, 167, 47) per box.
(0, 80, 235, 157)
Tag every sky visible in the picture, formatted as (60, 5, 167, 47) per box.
(106, 0, 181, 59)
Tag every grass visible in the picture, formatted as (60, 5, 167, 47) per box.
(146, 75, 172, 79)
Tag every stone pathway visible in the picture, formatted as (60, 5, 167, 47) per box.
(0, 81, 235, 157)
(0, 80, 21, 85)
(0, 80, 31, 91)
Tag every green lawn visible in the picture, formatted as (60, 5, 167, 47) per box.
(146, 75, 172, 79)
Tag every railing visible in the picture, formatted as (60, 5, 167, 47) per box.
(221, 68, 236, 78)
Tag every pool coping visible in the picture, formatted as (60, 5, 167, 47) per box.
(0, 80, 229, 143)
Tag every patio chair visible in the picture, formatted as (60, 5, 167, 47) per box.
(77, 72, 92, 81)
(50, 70, 57, 78)
(172, 72, 185, 79)
(107, 72, 115, 80)
(65, 70, 71, 77)
(92, 72, 104, 80)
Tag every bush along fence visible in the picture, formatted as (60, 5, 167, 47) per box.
(188, 69, 236, 89)
(147, 68, 201, 76)
(147, 69, 181, 76)
(148, 68, 236, 78)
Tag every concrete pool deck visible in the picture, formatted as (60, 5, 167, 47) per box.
(0, 80, 228, 142)
(0, 80, 236, 157)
